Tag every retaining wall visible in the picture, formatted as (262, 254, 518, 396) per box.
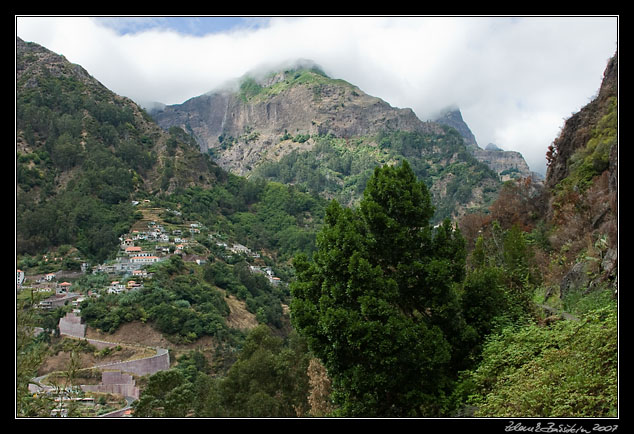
(58, 312, 86, 338)
(92, 348, 170, 377)
(57, 314, 170, 377)
(81, 371, 139, 400)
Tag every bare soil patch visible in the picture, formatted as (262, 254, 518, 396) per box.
(223, 292, 259, 331)
(86, 321, 170, 348)
(37, 336, 153, 377)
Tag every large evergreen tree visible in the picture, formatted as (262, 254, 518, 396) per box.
(290, 160, 469, 417)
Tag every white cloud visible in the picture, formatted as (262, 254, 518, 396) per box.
(16, 16, 617, 175)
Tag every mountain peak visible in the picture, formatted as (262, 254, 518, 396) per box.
(243, 58, 329, 84)
(485, 143, 504, 151)
(433, 107, 478, 148)
(151, 64, 436, 176)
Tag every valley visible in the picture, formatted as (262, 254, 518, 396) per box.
(16, 36, 618, 419)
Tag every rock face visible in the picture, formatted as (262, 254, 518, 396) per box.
(545, 52, 618, 191)
(433, 108, 478, 148)
(542, 52, 618, 296)
(471, 148, 533, 182)
(434, 108, 535, 181)
(153, 64, 537, 186)
(151, 66, 441, 176)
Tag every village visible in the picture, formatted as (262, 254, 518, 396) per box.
(17, 204, 284, 311)
(16, 204, 288, 417)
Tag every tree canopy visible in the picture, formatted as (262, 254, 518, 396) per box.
(290, 160, 470, 416)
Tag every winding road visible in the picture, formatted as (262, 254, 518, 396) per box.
(29, 331, 170, 417)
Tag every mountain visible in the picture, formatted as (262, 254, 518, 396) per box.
(545, 52, 618, 193)
(432, 107, 478, 149)
(151, 62, 502, 222)
(150, 62, 441, 176)
(433, 108, 537, 182)
(542, 51, 618, 295)
(16, 38, 325, 264)
(16, 37, 223, 196)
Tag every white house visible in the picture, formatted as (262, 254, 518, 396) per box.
(132, 269, 148, 279)
(108, 281, 126, 294)
(130, 255, 160, 265)
(230, 244, 250, 254)
(125, 246, 143, 256)
(17, 269, 25, 287)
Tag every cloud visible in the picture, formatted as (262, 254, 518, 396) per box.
(16, 16, 617, 174)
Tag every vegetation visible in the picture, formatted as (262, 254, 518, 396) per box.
(554, 96, 617, 196)
(16, 40, 617, 419)
(153, 179, 326, 262)
(238, 66, 346, 104)
(133, 326, 312, 417)
(254, 129, 499, 222)
(459, 304, 617, 417)
(79, 254, 289, 343)
(291, 162, 472, 416)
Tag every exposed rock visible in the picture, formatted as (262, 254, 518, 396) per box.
(434, 108, 535, 182)
(151, 67, 441, 176)
(433, 107, 478, 148)
(472, 148, 533, 182)
(543, 52, 618, 296)
(559, 261, 589, 299)
(545, 52, 618, 191)
(485, 143, 503, 151)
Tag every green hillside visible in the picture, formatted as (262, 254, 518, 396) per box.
(16, 37, 618, 420)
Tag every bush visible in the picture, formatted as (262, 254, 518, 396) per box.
(461, 304, 617, 417)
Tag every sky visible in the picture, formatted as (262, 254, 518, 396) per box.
(15, 16, 618, 175)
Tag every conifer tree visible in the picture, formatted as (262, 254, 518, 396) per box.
(290, 160, 468, 416)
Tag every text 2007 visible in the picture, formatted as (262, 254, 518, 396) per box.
(593, 425, 618, 432)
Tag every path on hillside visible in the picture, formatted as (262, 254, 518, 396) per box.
(30, 328, 171, 417)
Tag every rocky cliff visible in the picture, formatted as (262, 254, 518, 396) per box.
(150, 64, 503, 221)
(433, 108, 478, 148)
(151, 65, 442, 176)
(544, 52, 618, 296)
(545, 53, 618, 192)
(433, 108, 536, 181)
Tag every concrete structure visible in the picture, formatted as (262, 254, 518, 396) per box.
(38, 292, 81, 310)
(58, 312, 86, 337)
(92, 348, 170, 377)
(81, 371, 140, 400)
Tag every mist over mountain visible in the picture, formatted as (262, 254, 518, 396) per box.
(150, 62, 507, 221)
(15, 35, 619, 420)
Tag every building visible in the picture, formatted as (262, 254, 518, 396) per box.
(44, 273, 56, 281)
(125, 246, 143, 255)
(130, 255, 160, 265)
(108, 281, 125, 294)
(57, 282, 72, 294)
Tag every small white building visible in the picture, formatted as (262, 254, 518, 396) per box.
(130, 255, 160, 265)
(108, 281, 126, 294)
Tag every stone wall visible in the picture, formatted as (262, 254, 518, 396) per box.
(81, 371, 139, 400)
(92, 348, 170, 377)
(58, 312, 86, 337)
